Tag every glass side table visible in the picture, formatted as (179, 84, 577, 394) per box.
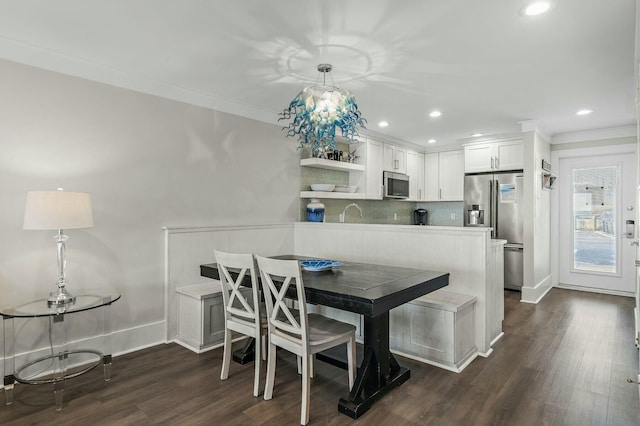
(1, 293, 120, 410)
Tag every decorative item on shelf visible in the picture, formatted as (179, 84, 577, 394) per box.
(23, 188, 94, 307)
(306, 199, 325, 222)
(346, 144, 359, 163)
(310, 183, 335, 192)
(334, 185, 357, 193)
(279, 63, 366, 157)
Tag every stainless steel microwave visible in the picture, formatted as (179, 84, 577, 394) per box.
(383, 171, 410, 199)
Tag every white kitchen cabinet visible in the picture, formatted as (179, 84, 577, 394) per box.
(363, 138, 384, 199)
(464, 139, 523, 173)
(424, 150, 464, 201)
(383, 143, 407, 174)
(406, 149, 425, 201)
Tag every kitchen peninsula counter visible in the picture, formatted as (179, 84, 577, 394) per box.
(293, 222, 504, 355)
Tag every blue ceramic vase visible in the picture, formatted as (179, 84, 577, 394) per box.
(306, 199, 325, 222)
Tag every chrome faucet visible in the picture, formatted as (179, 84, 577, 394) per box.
(340, 203, 363, 223)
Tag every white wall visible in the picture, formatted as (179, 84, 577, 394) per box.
(0, 59, 300, 356)
(521, 131, 552, 303)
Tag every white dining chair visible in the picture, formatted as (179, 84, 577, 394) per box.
(255, 255, 356, 426)
(214, 250, 266, 397)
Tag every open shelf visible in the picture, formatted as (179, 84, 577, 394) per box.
(300, 158, 365, 172)
(300, 191, 365, 200)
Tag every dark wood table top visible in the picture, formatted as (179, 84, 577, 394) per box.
(200, 255, 449, 317)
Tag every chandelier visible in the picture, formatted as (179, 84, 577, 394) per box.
(279, 64, 366, 156)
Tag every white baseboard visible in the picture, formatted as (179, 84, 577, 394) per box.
(556, 283, 635, 298)
(390, 348, 478, 373)
(521, 274, 553, 304)
(1, 320, 166, 389)
(490, 332, 505, 347)
(478, 347, 494, 358)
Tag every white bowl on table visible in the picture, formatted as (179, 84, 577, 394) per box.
(310, 184, 335, 192)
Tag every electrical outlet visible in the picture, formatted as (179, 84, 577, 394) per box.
(393, 212, 398, 221)
(450, 212, 456, 220)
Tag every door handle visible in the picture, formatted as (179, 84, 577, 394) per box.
(495, 180, 500, 237)
(489, 179, 493, 231)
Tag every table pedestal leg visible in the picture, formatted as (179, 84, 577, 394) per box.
(338, 312, 410, 419)
(232, 337, 256, 364)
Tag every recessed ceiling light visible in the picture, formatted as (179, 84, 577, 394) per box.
(378, 121, 389, 127)
(576, 109, 593, 116)
(522, 1, 552, 16)
(429, 110, 442, 118)
(427, 139, 436, 144)
(471, 133, 484, 137)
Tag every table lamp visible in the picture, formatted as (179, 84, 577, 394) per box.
(23, 188, 94, 307)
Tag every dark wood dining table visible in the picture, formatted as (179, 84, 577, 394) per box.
(200, 255, 448, 419)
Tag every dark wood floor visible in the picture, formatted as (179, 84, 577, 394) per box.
(1, 288, 639, 425)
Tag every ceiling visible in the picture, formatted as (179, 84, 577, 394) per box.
(0, 0, 636, 149)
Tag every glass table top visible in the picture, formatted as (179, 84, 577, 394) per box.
(0, 293, 121, 318)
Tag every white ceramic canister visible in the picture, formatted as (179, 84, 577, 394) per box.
(306, 199, 325, 222)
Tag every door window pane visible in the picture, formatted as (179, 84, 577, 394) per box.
(572, 166, 617, 274)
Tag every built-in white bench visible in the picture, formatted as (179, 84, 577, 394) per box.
(390, 290, 477, 373)
(175, 281, 254, 353)
(175, 282, 225, 353)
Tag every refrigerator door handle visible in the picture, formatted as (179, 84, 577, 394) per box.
(489, 179, 494, 235)
(495, 180, 500, 238)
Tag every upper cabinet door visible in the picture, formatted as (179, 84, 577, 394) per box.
(383, 144, 396, 172)
(439, 150, 464, 201)
(406, 149, 424, 201)
(424, 152, 440, 201)
(382, 143, 407, 174)
(464, 140, 523, 173)
(365, 138, 384, 200)
(395, 146, 407, 174)
(495, 140, 523, 171)
(464, 143, 496, 173)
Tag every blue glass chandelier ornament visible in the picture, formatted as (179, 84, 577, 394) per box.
(280, 64, 366, 157)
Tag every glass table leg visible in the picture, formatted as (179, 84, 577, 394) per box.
(103, 355, 112, 381)
(51, 314, 67, 410)
(3, 316, 15, 405)
(53, 380, 64, 411)
(3, 375, 14, 405)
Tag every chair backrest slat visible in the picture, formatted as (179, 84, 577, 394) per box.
(255, 256, 308, 347)
(214, 250, 261, 328)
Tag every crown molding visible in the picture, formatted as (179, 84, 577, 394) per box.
(551, 125, 636, 144)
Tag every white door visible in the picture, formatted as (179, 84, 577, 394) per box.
(558, 153, 636, 294)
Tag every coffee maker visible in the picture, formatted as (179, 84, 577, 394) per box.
(414, 208, 427, 225)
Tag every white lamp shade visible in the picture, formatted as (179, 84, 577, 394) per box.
(23, 191, 94, 230)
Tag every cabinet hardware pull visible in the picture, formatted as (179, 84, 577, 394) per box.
(491, 157, 494, 169)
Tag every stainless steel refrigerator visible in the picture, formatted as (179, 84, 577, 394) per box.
(464, 171, 524, 290)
